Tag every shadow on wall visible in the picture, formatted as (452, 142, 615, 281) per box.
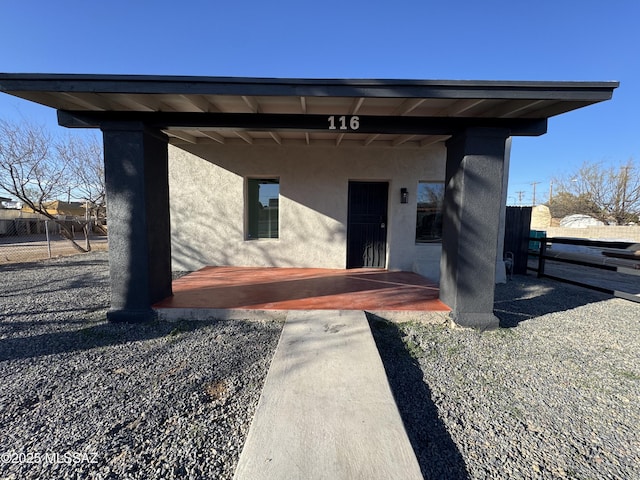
(441, 164, 505, 311)
(169, 145, 346, 270)
(366, 313, 470, 480)
(170, 200, 345, 270)
(439, 166, 465, 301)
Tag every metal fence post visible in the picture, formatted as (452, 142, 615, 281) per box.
(537, 237, 546, 278)
(85, 220, 91, 251)
(45, 220, 52, 259)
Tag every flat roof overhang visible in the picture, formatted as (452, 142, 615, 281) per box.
(0, 73, 619, 147)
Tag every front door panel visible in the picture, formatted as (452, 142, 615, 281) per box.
(347, 182, 388, 268)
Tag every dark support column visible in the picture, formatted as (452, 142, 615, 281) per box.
(440, 127, 510, 329)
(102, 123, 172, 322)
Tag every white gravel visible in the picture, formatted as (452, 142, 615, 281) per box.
(2, 251, 639, 479)
(0, 251, 282, 480)
(370, 276, 640, 480)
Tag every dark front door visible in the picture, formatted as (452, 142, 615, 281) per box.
(347, 181, 388, 268)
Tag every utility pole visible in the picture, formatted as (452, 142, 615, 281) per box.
(621, 165, 630, 223)
(549, 180, 554, 204)
(531, 182, 540, 206)
(516, 191, 525, 205)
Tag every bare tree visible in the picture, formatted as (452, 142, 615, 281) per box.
(550, 159, 640, 225)
(58, 133, 106, 227)
(0, 118, 103, 252)
(547, 191, 599, 220)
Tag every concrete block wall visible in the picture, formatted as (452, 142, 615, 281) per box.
(545, 226, 640, 242)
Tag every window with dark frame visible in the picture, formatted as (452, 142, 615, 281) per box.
(416, 182, 444, 243)
(247, 178, 279, 239)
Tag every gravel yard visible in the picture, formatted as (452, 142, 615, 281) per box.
(371, 277, 640, 480)
(0, 252, 282, 480)
(1, 251, 639, 479)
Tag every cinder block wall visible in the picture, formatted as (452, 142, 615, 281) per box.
(545, 226, 640, 242)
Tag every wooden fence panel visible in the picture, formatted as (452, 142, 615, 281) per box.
(504, 207, 533, 275)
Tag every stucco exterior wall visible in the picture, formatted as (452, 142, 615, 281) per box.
(168, 143, 446, 278)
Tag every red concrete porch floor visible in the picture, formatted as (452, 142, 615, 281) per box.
(153, 267, 450, 320)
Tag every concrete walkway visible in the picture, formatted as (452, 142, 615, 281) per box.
(234, 310, 423, 480)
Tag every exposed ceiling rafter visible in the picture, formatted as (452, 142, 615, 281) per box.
(498, 100, 547, 118)
(167, 130, 197, 143)
(113, 94, 158, 112)
(179, 94, 218, 113)
(198, 130, 225, 144)
(59, 92, 108, 111)
(234, 131, 254, 144)
(420, 135, 450, 147)
(269, 132, 282, 145)
(363, 134, 380, 146)
(438, 99, 486, 116)
(242, 95, 260, 113)
(393, 98, 426, 116)
(350, 97, 365, 114)
(392, 135, 416, 147)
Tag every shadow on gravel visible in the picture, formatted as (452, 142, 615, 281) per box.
(0, 319, 211, 362)
(0, 257, 107, 272)
(494, 274, 611, 328)
(367, 313, 469, 480)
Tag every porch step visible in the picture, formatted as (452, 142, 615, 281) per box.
(233, 310, 423, 480)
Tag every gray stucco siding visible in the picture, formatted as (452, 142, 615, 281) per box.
(168, 143, 445, 279)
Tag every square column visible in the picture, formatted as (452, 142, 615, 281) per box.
(440, 128, 510, 329)
(102, 123, 172, 322)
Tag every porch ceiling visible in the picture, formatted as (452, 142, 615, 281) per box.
(0, 74, 618, 148)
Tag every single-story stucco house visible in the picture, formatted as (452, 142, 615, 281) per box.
(0, 74, 618, 328)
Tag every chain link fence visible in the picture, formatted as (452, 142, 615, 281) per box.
(0, 217, 108, 264)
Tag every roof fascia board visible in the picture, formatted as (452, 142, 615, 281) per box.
(0, 73, 619, 101)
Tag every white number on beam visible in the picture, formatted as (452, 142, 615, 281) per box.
(328, 115, 360, 131)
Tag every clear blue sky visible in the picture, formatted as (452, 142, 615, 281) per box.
(1, 0, 638, 205)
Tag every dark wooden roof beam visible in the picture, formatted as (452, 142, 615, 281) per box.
(57, 110, 548, 136)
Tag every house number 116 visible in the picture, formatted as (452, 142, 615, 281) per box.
(328, 115, 360, 131)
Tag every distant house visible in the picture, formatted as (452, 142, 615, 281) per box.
(21, 200, 87, 219)
(0, 197, 22, 210)
(560, 214, 605, 228)
(0, 74, 618, 328)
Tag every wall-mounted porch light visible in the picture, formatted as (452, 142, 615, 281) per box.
(400, 187, 408, 204)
